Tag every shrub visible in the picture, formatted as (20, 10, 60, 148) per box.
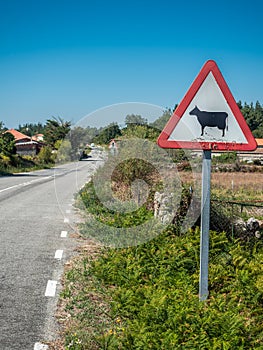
(55, 139, 72, 162)
(213, 152, 237, 164)
(37, 146, 54, 164)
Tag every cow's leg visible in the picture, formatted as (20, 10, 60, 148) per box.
(222, 129, 225, 137)
(201, 126, 204, 136)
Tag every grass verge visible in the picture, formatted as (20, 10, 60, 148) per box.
(52, 227, 263, 349)
(48, 153, 262, 349)
(50, 176, 263, 349)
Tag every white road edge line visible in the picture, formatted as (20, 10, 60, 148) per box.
(45, 280, 57, 297)
(0, 184, 21, 193)
(0, 176, 53, 194)
(60, 230, 68, 238)
(54, 249, 63, 260)
(34, 342, 49, 350)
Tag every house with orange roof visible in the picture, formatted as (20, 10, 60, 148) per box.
(5, 129, 43, 156)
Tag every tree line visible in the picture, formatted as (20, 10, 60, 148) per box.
(237, 101, 263, 138)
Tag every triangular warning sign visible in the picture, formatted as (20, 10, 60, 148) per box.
(158, 60, 257, 151)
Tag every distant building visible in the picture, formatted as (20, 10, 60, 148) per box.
(236, 138, 263, 163)
(5, 129, 43, 156)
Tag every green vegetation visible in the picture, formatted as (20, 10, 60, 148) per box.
(125, 114, 148, 126)
(237, 101, 263, 138)
(43, 117, 71, 148)
(212, 152, 238, 164)
(93, 123, 121, 145)
(0, 118, 94, 174)
(0, 157, 53, 175)
(1, 101, 262, 347)
(0, 132, 16, 157)
(150, 108, 173, 131)
(37, 146, 54, 164)
(56, 150, 263, 349)
(18, 122, 45, 136)
(0, 121, 56, 174)
(1, 100, 262, 175)
(60, 201, 263, 349)
(30, 101, 261, 349)
(90, 229, 263, 349)
(79, 180, 153, 224)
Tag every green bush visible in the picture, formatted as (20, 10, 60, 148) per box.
(0, 132, 16, 156)
(212, 152, 237, 164)
(37, 146, 54, 164)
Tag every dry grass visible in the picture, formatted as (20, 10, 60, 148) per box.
(211, 171, 263, 194)
(178, 170, 263, 201)
(210, 171, 263, 204)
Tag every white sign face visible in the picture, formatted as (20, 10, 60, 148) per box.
(168, 72, 248, 144)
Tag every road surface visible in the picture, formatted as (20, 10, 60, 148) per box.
(0, 150, 104, 349)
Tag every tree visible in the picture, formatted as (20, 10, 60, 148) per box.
(0, 121, 5, 133)
(69, 126, 98, 159)
(0, 132, 16, 156)
(238, 101, 263, 138)
(125, 114, 148, 126)
(18, 122, 45, 136)
(150, 109, 172, 131)
(44, 117, 71, 148)
(0, 122, 16, 156)
(93, 123, 121, 145)
(121, 124, 159, 141)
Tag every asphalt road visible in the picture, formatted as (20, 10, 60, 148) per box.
(0, 150, 104, 350)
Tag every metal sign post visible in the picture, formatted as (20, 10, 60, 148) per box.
(199, 150, 211, 301)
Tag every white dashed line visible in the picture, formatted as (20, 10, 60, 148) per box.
(54, 249, 63, 260)
(66, 209, 71, 214)
(34, 342, 49, 349)
(45, 280, 57, 297)
(64, 217, 69, 223)
(60, 230, 68, 238)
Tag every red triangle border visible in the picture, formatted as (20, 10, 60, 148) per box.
(157, 60, 257, 151)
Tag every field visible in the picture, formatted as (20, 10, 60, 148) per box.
(178, 170, 263, 201)
(211, 171, 263, 200)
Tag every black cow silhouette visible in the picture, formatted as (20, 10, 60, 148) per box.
(189, 106, 228, 137)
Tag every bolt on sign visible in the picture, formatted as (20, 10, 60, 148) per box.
(158, 60, 256, 301)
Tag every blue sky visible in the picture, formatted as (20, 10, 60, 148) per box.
(0, 0, 263, 129)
